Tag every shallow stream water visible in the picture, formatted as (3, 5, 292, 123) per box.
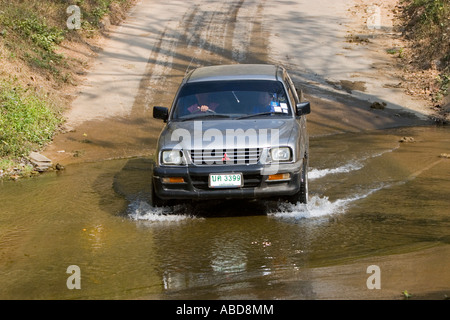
(0, 125, 449, 299)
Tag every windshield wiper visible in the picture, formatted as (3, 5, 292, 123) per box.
(232, 91, 240, 103)
(236, 112, 279, 119)
(178, 113, 232, 121)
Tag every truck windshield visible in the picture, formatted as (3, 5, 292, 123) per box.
(171, 80, 292, 120)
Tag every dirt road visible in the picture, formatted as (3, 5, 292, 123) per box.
(42, 0, 430, 165)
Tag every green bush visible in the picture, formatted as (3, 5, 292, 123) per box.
(405, 0, 449, 69)
(14, 17, 65, 52)
(409, 0, 449, 26)
(404, 0, 449, 101)
(0, 81, 61, 157)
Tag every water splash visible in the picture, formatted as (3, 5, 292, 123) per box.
(267, 196, 345, 221)
(127, 176, 387, 223)
(269, 185, 386, 222)
(127, 200, 195, 222)
(309, 146, 398, 180)
(309, 162, 363, 180)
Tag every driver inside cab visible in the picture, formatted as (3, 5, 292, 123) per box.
(187, 93, 219, 113)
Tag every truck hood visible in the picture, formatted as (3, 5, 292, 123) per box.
(159, 118, 297, 150)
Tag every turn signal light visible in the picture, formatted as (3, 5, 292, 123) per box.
(267, 173, 290, 181)
(162, 177, 185, 183)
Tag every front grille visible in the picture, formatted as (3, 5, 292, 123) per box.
(189, 148, 262, 165)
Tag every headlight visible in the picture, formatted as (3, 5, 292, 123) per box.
(161, 150, 183, 165)
(270, 147, 292, 162)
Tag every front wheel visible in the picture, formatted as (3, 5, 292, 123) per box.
(149, 181, 167, 207)
(287, 158, 308, 204)
(149, 161, 167, 207)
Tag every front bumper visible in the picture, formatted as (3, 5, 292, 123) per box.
(153, 161, 303, 200)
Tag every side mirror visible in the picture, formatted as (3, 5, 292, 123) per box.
(296, 102, 311, 116)
(153, 106, 169, 121)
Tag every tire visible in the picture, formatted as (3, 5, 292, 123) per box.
(287, 157, 308, 204)
(149, 161, 167, 207)
(149, 180, 166, 207)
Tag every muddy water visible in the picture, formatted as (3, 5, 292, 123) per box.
(1, 125, 449, 299)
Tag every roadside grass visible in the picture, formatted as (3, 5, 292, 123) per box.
(0, 0, 135, 179)
(0, 79, 62, 158)
(0, 0, 132, 84)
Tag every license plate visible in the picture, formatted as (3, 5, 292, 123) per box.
(209, 173, 243, 188)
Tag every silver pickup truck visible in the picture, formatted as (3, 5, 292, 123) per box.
(151, 64, 311, 206)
